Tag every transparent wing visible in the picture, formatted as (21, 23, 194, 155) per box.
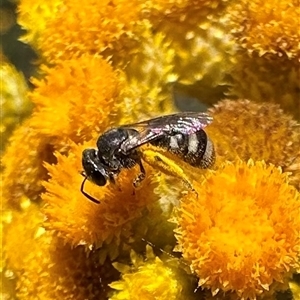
(120, 112, 212, 153)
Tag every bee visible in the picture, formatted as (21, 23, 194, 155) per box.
(81, 112, 215, 204)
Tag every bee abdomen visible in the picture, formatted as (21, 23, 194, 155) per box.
(150, 130, 215, 168)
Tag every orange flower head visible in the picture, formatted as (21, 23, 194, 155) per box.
(224, 0, 300, 118)
(3, 203, 119, 300)
(228, 53, 299, 119)
(2, 55, 124, 207)
(19, 0, 143, 64)
(174, 160, 300, 299)
(42, 141, 159, 261)
(228, 0, 299, 60)
(226, 0, 299, 118)
(30, 55, 123, 141)
(207, 99, 300, 186)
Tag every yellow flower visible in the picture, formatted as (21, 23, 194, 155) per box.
(2, 121, 54, 208)
(42, 141, 159, 261)
(228, 54, 299, 119)
(0, 63, 31, 153)
(30, 55, 123, 140)
(18, 0, 63, 47)
(17, 0, 236, 108)
(3, 202, 119, 300)
(18, 0, 143, 64)
(144, 0, 229, 20)
(2, 55, 124, 207)
(137, 1, 236, 106)
(228, 0, 299, 60)
(289, 279, 300, 300)
(109, 245, 184, 300)
(174, 160, 300, 299)
(225, 0, 300, 118)
(207, 99, 300, 187)
(119, 23, 177, 121)
(219, 0, 300, 118)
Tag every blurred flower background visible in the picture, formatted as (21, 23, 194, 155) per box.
(1, 0, 299, 299)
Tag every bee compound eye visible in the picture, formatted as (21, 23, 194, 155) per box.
(91, 170, 107, 186)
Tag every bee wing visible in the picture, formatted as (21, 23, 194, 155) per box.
(120, 112, 212, 153)
(119, 127, 161, 153)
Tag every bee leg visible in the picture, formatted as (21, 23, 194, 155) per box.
(133, 160, 146, 188)
(141, 149, 195, 191)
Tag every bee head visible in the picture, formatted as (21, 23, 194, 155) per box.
(82, 148, 108, 186)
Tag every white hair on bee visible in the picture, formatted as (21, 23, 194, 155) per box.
(169, 136, 179, 149)
(202, 137, 215, 167)
(187, 133, 199, 154)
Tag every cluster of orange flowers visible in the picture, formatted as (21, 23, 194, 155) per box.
(2, 0, 299, 299)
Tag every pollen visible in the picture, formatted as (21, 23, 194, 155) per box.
(174, 160, 300, 299)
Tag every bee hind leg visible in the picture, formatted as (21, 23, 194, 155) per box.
(133, 160, 146, 188)
(141, 149, 195, 192)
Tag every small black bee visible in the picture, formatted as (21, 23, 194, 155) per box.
(81, 112, 215, 203)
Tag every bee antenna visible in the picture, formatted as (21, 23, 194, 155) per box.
(80, 176, 101, 204)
